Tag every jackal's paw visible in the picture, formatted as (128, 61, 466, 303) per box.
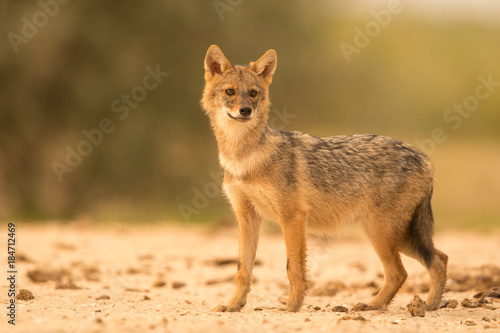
(278, 302, 301, 312)
(211, 304, 243, 312)
(425, 301, 440, 311)
(352, 302, 384, 311)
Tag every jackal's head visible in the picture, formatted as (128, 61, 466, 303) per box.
(201, 45, 277, 134)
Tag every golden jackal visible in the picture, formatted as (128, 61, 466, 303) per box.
(201, 45, 448, 312)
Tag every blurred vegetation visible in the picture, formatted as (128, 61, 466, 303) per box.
(0, 1, 499, 229)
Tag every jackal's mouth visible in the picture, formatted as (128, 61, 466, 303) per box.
(228, 113, 251, 122)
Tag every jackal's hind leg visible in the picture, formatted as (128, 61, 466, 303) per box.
(280, 210, 308, 312)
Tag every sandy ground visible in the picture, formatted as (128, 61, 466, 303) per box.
(1, 222, 499, 333)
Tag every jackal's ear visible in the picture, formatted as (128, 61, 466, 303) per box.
(250, 49, 277, 85)
(204, 45, 232, 79)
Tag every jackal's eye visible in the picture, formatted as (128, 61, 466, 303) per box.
(225, 89, 235, 96)
(249, 90, 257, 97)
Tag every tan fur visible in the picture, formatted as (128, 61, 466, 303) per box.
(201, 45, 448, 312)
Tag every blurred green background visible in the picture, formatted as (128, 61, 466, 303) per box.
(1, 0, 499, 230)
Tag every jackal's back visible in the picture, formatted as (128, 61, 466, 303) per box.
(297, 133, 433, 197)
(264, 130, 434, 234)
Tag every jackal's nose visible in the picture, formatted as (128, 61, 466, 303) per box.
(239, 106, 252, 116)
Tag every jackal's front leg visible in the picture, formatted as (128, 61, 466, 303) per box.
(281, 210, 308, 312)
(212, 201, 261, 312)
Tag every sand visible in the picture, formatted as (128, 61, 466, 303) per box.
(1, 222, 499, 333)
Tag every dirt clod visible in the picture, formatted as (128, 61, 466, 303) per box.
(16, 289, 34, 301)
(340, 315, 366, 321)
(408, 295, 426, 317)
(153, 280, 166, 288)
(172, 282, 186, 289)
(27, 268, 66, 283)
(126, 267, 140, 274)
(208, 258, 262, 266)
(475, 287, 500, 299)
(441, 299, 459, 309)
(461, 298, 480, 308)
(461, 320, 476, 326)
(56, 280, 80, 290)
(332, 306, 349, 312)
(96, 295, 110, 300)
(17, 253, 34, 262)
(448, 265, 500, 292)
(82, 266, 101, 281)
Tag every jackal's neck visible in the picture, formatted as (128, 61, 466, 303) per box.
(212, 121, 274, 177)
(215, 121, 271, 159)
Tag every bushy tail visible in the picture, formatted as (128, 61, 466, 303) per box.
(408, 193, 435, 268)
